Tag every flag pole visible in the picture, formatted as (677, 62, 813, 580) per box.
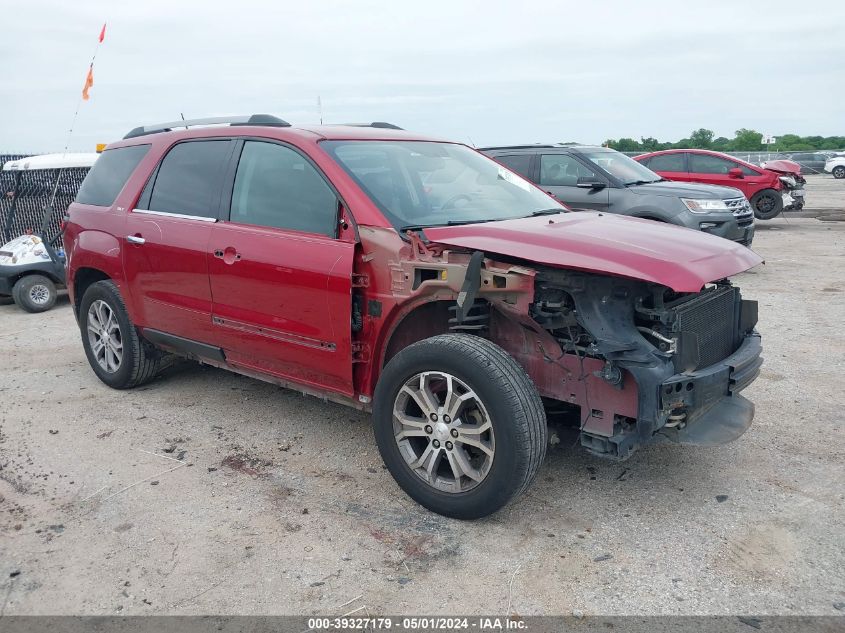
(63, 22, 107, 155)
(52, 23, 106, 217)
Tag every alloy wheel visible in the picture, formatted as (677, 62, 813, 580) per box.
(87, 299, 123, 373)
(28, 284, 51, 305)
(756, 194, 775, 213)
(392, 371, 495, 493)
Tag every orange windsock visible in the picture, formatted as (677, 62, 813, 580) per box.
(82, 65, 94, 100)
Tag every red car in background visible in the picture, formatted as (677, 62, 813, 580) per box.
(634, 149, 804, 220)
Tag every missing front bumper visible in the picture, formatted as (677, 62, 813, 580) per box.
(656, 332, 762, 446)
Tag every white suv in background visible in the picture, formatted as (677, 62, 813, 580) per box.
(824, 155, 845, 179)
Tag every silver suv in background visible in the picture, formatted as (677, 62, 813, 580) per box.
(481, 145, 755, 246)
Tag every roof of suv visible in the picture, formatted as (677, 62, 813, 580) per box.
(111, 115, 444, 148)
(479, 144, 610, 154)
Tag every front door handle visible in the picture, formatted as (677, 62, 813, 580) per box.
(126, 235, 145, 244)
(214, 247, 242, 264)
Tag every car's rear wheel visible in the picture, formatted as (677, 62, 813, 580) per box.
(373, 334, 546, 519)
(79, 280, 161, 389)
(751, 189, 784, 220)
(12, 274, 57, 313)
(833, 165, 845, 179)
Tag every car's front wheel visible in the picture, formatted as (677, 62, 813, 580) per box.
(751, 189, 784, 220)
(373, 334, 547, 519)
(833, 165, 845, 179)
(79, 280, 161, 389)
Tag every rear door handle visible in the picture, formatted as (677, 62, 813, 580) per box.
(126, 235, 145, 244)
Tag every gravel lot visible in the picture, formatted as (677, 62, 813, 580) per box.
(1, 217, 843, 617)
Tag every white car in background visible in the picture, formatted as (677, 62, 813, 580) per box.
(824, 155, 845, 179)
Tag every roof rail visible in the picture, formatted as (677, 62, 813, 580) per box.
(478, 144, 559, 151)
(123, 114, 291, 139)
(337, 122, 404, 130)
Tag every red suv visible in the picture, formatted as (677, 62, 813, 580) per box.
(634, 149, 802, 220)
(64, 115, 763, 518)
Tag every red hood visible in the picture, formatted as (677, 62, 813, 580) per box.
(761, 159, 801, 175)
(424, 212, 762, 293)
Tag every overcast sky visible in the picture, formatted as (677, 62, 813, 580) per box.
(2, 0, 844, 152)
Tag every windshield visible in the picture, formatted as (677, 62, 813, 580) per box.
(321, 140, 565, 230)
(579, 149, 662, 185)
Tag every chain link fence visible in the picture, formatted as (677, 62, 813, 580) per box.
(0, 154, 91, 246)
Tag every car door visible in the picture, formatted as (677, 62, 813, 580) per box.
(687, 153, 758, 198)
(641, 152, 688, 182)
(538, 153, 609, 210)
(208, 139, 355, 397)
(123, 139, 234, 343)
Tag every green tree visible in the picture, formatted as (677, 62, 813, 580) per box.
(734, 129, 763, 151)
(776, 134, 803, 150)
(614, 137, 642, 152)
(711, 136, 732, 151)
(640, 136, 664, 152)
(689, 128, 714, 149)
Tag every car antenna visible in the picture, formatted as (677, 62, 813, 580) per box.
(180, 112, 187, 128)
(317, 95, 323, 125)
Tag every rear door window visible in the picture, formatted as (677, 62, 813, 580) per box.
(75, 144, 150, 207)
(145, 140, 232, 218)
(646, 153, 686, 172)
(494, 154, 533, 179)
(228, 141, 338, 236)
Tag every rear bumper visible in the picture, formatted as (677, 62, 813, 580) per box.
(655, 332, 762, 446)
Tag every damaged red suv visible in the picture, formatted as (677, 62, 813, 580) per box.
(64, 115, 763, 519)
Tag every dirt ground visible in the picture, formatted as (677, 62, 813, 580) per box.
(797, 173, 845, 218)
(1, 216, 843, 616)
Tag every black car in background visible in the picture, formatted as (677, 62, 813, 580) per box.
(785, 152, 831, 174)
(480, 144, 755, 246)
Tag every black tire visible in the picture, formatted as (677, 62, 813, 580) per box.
(373, 334, 547, 519)
(12, 274, 57, 313)
(833, 166, 845, 179)
(79, 280, 161, 389)
(751, 189, 784, 220)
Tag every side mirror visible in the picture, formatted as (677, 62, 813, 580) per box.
(728, 167, 744, 179)
(576, 176, 606, 189)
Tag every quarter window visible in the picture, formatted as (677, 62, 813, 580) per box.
(229, 141, 338, 237)
(540, 154, 597, 186)
(147, 140, 231, 218)
(75, 144, 150, 207)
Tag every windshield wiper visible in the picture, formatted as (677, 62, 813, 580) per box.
(399, 218, 499, 232)
(625, 179, 662, 186)
(526, 208, 567, 217)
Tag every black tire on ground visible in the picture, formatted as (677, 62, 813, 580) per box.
(751, 189, 784, 220)
(833, 166, 845, 179)
(373, 334, 547, 519)
(12, 274, 57, 313)
(79, 280, 161, 389)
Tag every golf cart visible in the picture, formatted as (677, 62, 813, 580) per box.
(0, 153, 98, 312)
